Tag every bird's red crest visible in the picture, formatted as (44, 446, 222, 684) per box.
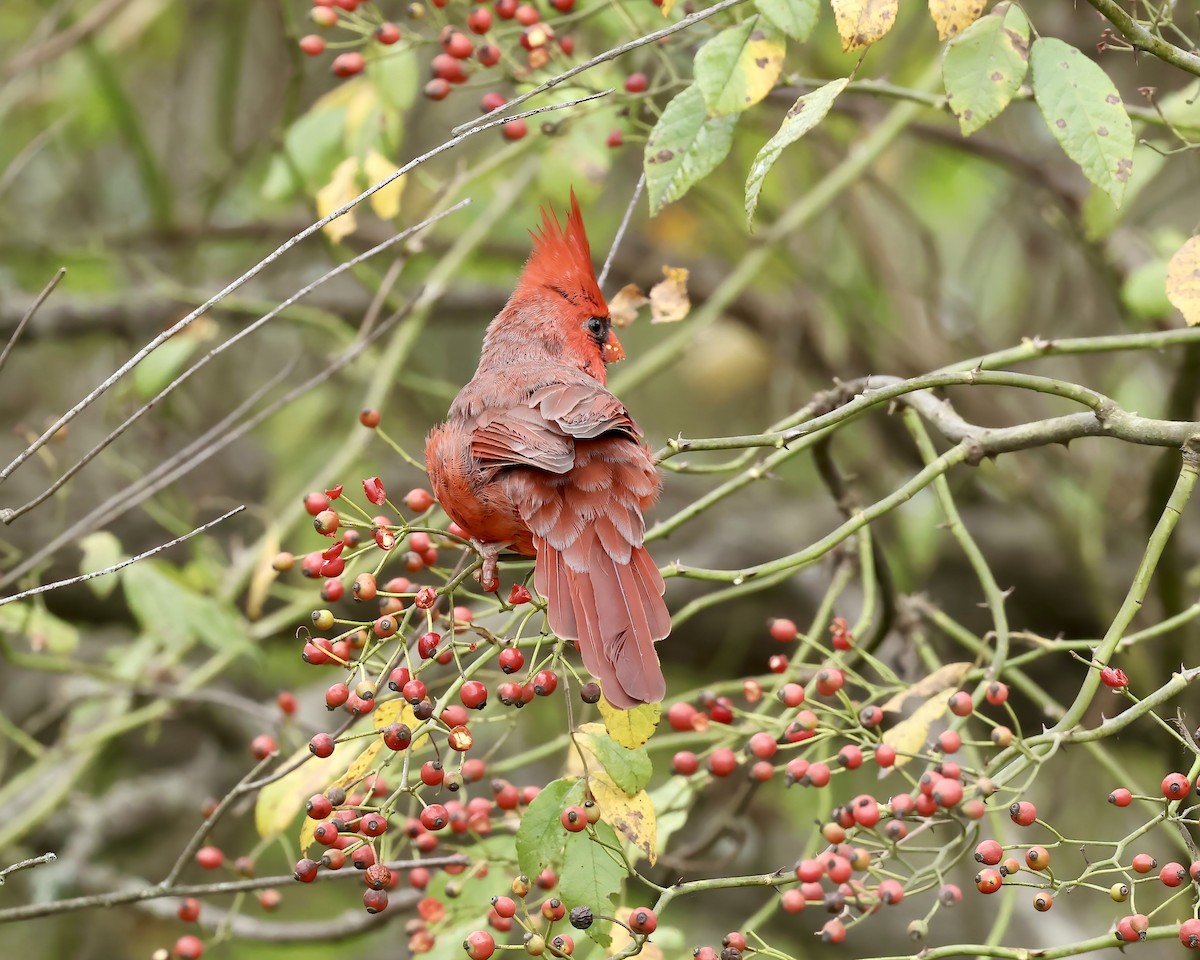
(516, 190, 608, 316)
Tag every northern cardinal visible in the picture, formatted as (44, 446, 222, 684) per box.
(425, 193, 669, 708)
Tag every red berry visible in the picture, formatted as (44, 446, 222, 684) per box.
(1160, 861, 1188, 887)
(468, 8, 493, 33)
(476, 43, 502, 67)
(985, 681, 1008, 705)
(778, 683, 804, 707)
(421, 804, 449, 831)
(299, 34, 326, 55)
(1108, 787, 1132, 806)
(606, 130, 623, 148)
(975, 839, 1003, 865)
(1162, 772, 1191, 800)
(309, 732, 335, 758)
(561, 805, 588, 832)
(1009, 800, 1037, 826)
(195, 846, 224, 870)
(250, 734, 277, 760)
(937, 730, 962, 754)
(667, 702, 698, 730)
(362, 888, 389, 914)
(174, 935, 204, 960)
(874, 744, 897, 767)
(1131, 853, 1157, 873)
(444, 31, 474, 59)
(673, 751, 699, 775)
(432, 53, 467, 83)
(304, 492, 330, 516)
(975, 868, 1002, 893)
(376, 22, 401, 44)
(769, 618, 797, 642)
(533, 670, 558, 696)
(708, 748, 737, 777)
(177, 897, 201, 922)
(1181, 919, 1200, 949)
(495, 0, 518, 17)
(748, 732, 777, 760)
(837, 744, 863, 769)
(501, 119, 527, 140)
(313, 509, 340, 536)
(461, 680, 488, 709)
(947, 690, 973, 716)
(624, 72, 648, 93)
(498, 648, 525, 673)
(464, 930, 496, 960)
(1100, 665, 1129, 688)
(515, 3, 539, 24)
(628, 907, 657, 934)
(815, 668, 844, 696)
(804, 761, 831, 787)
(331, 52, 365, 78)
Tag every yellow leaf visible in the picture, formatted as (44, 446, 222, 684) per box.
(661, 0, 676, 15)
(245, 525, 280, 621)
(316, 157, 359, 243)
(343, 79, 378, 142)
(255, 739, 369, 841)
(607, 908, 665, 958)
(831, 0, 899, 51)
(363, 149, 406, 221)
(609, 283, 648, 327)
(597, 698, 660, 748)
(928, 0, 986, 40)
(880, 696, 948, 768)
(1167, 235, 1200, 326)
(880, 662, 973, 712)
(649, 266, 690, 324)
(591, 774, 659, 865)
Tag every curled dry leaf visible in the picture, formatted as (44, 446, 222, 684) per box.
(608, 283, 649, 327)
(649, 266, 691, 323)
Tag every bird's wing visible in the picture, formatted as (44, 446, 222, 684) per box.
(470, 379, 638, 475)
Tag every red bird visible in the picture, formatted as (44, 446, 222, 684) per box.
(425, 194, 669, 708)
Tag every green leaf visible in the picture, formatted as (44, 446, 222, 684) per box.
(755, 0, 818, 42)
(644, 85, 738, 217)
(558, 822, 626, 947)
(694, 17, 786, 118)
(123, 560, 250, 653)
(366, 48, 419, 114)
(516, 777, 581, 880)
(0, 602, 79, 654)
(1081, 143, 1165, 240)
(942, 2, 1030, 136)
(262, 100, 349, 202)
(577, 728, 652, 794)
(647, 775, 695, 858)
(1122, 258, 1172, 321)
(79, 531, 124, 599)
(132, 335, 201, 401)
(745, 78, 848, 227)
(1030, 37, 1134, 206)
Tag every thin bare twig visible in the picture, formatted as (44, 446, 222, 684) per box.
(0, 268, 65, 376)
(161, 752, 276, 888)
(0, 856, 468, 924)
(0, 90, 612, 495)
(0, 851, 56, 885)
(0, 505, 245, 607)
(599, 172, 645, 291)
(0, 363, 293, 589)
(2, 201, 472, 525)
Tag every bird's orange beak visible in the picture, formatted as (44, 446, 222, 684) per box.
(602, 331, 625, 364)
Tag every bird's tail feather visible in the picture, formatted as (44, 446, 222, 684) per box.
(535, 533, 667, 708)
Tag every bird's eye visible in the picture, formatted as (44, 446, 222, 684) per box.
(586, 317, 607, 339)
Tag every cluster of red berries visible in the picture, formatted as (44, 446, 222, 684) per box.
(459, 871, 654, 956)
(293, 0, 655, 146)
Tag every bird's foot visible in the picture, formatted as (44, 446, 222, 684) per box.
(472, 539, 510, 594)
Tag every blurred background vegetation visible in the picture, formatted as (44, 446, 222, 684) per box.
(1, 0, 1198, 958)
